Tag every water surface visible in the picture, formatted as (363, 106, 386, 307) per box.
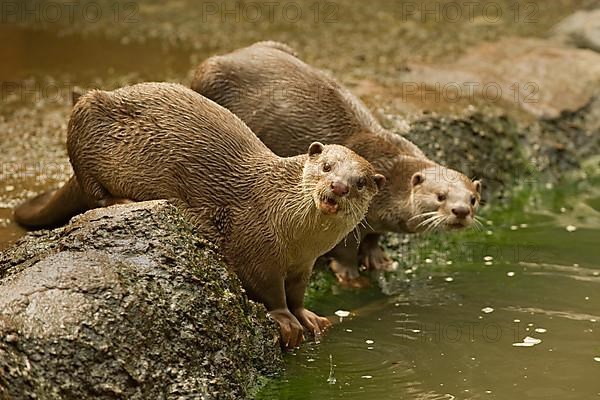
(258, 179, 600, 399)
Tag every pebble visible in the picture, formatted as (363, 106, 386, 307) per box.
(335, 310, 350, 318)
(445, 277, 454, 282)
(484, 256, 493, 261)
(481, 307, 494, 314)
(534, 328, 547, 333)
(566, 225, 577, 232)
(507, 272, 515, 277)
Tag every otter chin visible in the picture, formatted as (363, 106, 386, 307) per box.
(318, 194, 340, 215)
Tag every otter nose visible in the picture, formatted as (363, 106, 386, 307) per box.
(331, 181, 349, 197)
(452, 206, 470, 219)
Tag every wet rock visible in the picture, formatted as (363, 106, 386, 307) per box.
(403, 38, 600, 119)
(0, 200, 281, 399)
(550, 9, 600, 53)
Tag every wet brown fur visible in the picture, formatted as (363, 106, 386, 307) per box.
(191, 41, 481, 281)
(14, 82, 383, 347)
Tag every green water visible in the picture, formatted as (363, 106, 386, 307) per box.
(258, 174, 600, 399)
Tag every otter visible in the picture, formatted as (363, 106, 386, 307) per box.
(191, 41, 482, 282)
(14, 82, 385, 348)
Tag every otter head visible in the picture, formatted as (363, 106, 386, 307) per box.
(407, 165, 482, 232)
(303, 142, 385, 218)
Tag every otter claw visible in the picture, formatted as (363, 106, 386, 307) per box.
(329, 259, 371, 288)
(360, 246, 394, 272)
(293, 308, 331, 337)
(269, 309, 304, 349)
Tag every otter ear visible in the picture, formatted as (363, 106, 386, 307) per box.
(308, 142, 324, 156)
(473, 179, 482, 194)
(411, 172, 425, 187)
(373, 174, 386, 191)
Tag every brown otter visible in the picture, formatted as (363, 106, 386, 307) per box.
(14, 82, 385, 348)
(191, 41, 482, 282)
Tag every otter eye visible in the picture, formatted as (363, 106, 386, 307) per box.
(437, 194, 446, 202)
(470, 195, 477, 206)
(357, 177, 366, 190)
(323, 162, 331, 172)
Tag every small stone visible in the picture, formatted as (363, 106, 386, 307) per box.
(335, 310, 351, 318)
(507, 272, 515, 277)
(510, 225, 518, 231)
(484, 256, 493, 261)
(566, 225, 577, 232)
(445, 277, 454, 282)
(481, 307, 494, 314)
(534, 328, 547, 333)
(5, 334, 18, 343)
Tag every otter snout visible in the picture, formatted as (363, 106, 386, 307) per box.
(330, 181, 349, 197)
(452, 206, 470, 219)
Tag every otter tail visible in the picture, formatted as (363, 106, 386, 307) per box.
(14, 176, 96, 229)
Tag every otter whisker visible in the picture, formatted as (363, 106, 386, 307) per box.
(425, 216, 443, 233)
(415, 214, 440, 230)
(408, 211, 439, 222)
(432, 215, 449, 232)
(421, 215, 442, 233)
(472, 217, 484, 231)
(362, 218, 375, 232)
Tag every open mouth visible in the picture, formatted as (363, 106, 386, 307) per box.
(319, 194, 339, 215)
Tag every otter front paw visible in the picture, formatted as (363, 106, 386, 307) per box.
(359, 245, 394, 271)
(293, 308, 332, 336)
(268, 309, 304, 349)
(329, 259, 371, 288)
